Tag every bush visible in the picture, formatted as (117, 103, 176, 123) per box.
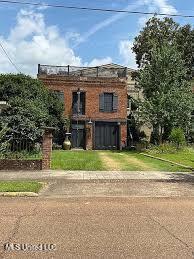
(169, 128, 185, 149)
(0, 150, 41, 160)
(0, 74, 65, 141)
(146, 143, 177, 154)
(0, 123, 9, 153)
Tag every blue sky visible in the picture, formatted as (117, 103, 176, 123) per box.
(0, 0, 194, 75)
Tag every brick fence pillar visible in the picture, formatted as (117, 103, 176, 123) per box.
(86, 123, 93, 150)
(120, 123, 127, 150)
(42, 129, 53, 170)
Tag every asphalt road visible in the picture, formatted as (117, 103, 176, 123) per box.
(0, 197, 193, 259)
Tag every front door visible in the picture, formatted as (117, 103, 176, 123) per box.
(71, 123, 85, 149)
(95, 122, 119, 150)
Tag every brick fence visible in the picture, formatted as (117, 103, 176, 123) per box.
(0, 128, 53, 171)
(0, 159, 42, 171)
(42, 128, 53, 170)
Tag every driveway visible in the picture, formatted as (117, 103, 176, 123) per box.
(0, 197, 193, 258)
(0, 170, 194, 198)
(40, 179, 194, 198)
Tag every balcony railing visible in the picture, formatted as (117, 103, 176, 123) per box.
(38, 64, 127, 78)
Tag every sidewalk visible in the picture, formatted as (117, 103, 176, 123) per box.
(0, 170, 193, 182)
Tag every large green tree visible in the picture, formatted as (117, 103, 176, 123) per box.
(0, 74, 65, 141)
(133, 17, 194, 77)
(137, 44, 193, 143)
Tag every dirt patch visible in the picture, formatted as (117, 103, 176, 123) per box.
(99, 152, 122, 171)
(122, 154, 153, 171)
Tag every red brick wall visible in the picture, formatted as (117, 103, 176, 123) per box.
(39, 75, 127, 149)
(0, 159, 42, 171)
(38, 75, 127, 121)
(42, 130, 53, 170)
(120, 123, 127, 149)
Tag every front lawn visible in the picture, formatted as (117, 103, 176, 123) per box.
(0, 181, 43, 193)
(151, 148, 194, 168)
(51, 150, 189, 171)
(52, 150, 105, 170)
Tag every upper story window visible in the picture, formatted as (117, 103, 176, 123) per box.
(72, 92, 85, 115)
(99, 93, 118, 112)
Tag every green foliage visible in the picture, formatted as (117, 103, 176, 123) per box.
(0, 123, 9, 152)
(0, 150, 41, 160)
(137, 43, 193, 143)
(146, 143, 178, 154)
(169, 128, 185, 149)
(133, 16, 194, 76)
(0, 74, 65, 141)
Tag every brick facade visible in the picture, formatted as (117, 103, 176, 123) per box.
(39, 74, 127, 150)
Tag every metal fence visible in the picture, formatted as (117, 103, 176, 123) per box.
(38, 64, 127, 78)
(0, 137, 41, 156)
(8, 138, 40, 152)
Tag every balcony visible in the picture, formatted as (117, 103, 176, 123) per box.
(38, 64, 127, 78)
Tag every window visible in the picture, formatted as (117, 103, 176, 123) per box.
(72, 92, 85, 115)
(104, 93, 113, 112)
(99, 93, 118, 112)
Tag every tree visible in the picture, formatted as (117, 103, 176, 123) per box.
(133, 17, 194, 77)
(0, 74, 65, 141)
(169, 128, 185, 149)
(137, 44, 193, 144)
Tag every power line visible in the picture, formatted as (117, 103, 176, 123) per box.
(0, 0, 194, 18)
(0, 42, 21, 73)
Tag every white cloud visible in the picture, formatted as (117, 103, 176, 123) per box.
(74, 0, 144, 47)
(86, 57, 113, 67)
(138, 0, 178, 28)
(152, 0, 177, 14)
(0, 9, 111, 75)
(119, 0, 178, 67)
(119, 40, 137, 69)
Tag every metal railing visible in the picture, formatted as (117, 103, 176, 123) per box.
(0, 137, 41, 159)
(38, 64, 127, 78)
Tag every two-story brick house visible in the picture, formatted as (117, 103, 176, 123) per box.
(38, 63, 128, 150)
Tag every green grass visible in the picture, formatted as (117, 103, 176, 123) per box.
(151, 148, 194, 168)
(51, 150, 190, 171)
(106, 151, 189, 171)
(51, 150, 105, 170)
(0, 181, 43, 193)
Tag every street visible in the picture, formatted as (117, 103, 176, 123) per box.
(0, 197, 193, 258)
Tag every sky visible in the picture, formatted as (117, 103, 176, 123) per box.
(0, 0, 194, 76)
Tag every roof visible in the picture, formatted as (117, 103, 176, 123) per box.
(98, 63, 137, 73)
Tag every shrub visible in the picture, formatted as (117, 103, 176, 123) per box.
(146, 143, 177, 154)
(169, 128, 185, 149)
(0, 123, 9, 153)
(0, 150, 41, 160)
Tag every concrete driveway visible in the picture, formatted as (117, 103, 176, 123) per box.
(0, 197, 193, 259)
(39, 179, 194, 198)
(1, 170, 194, 198)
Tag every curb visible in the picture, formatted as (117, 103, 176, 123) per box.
(140, 153, 194, 171)
(0, 192, 38, 197)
